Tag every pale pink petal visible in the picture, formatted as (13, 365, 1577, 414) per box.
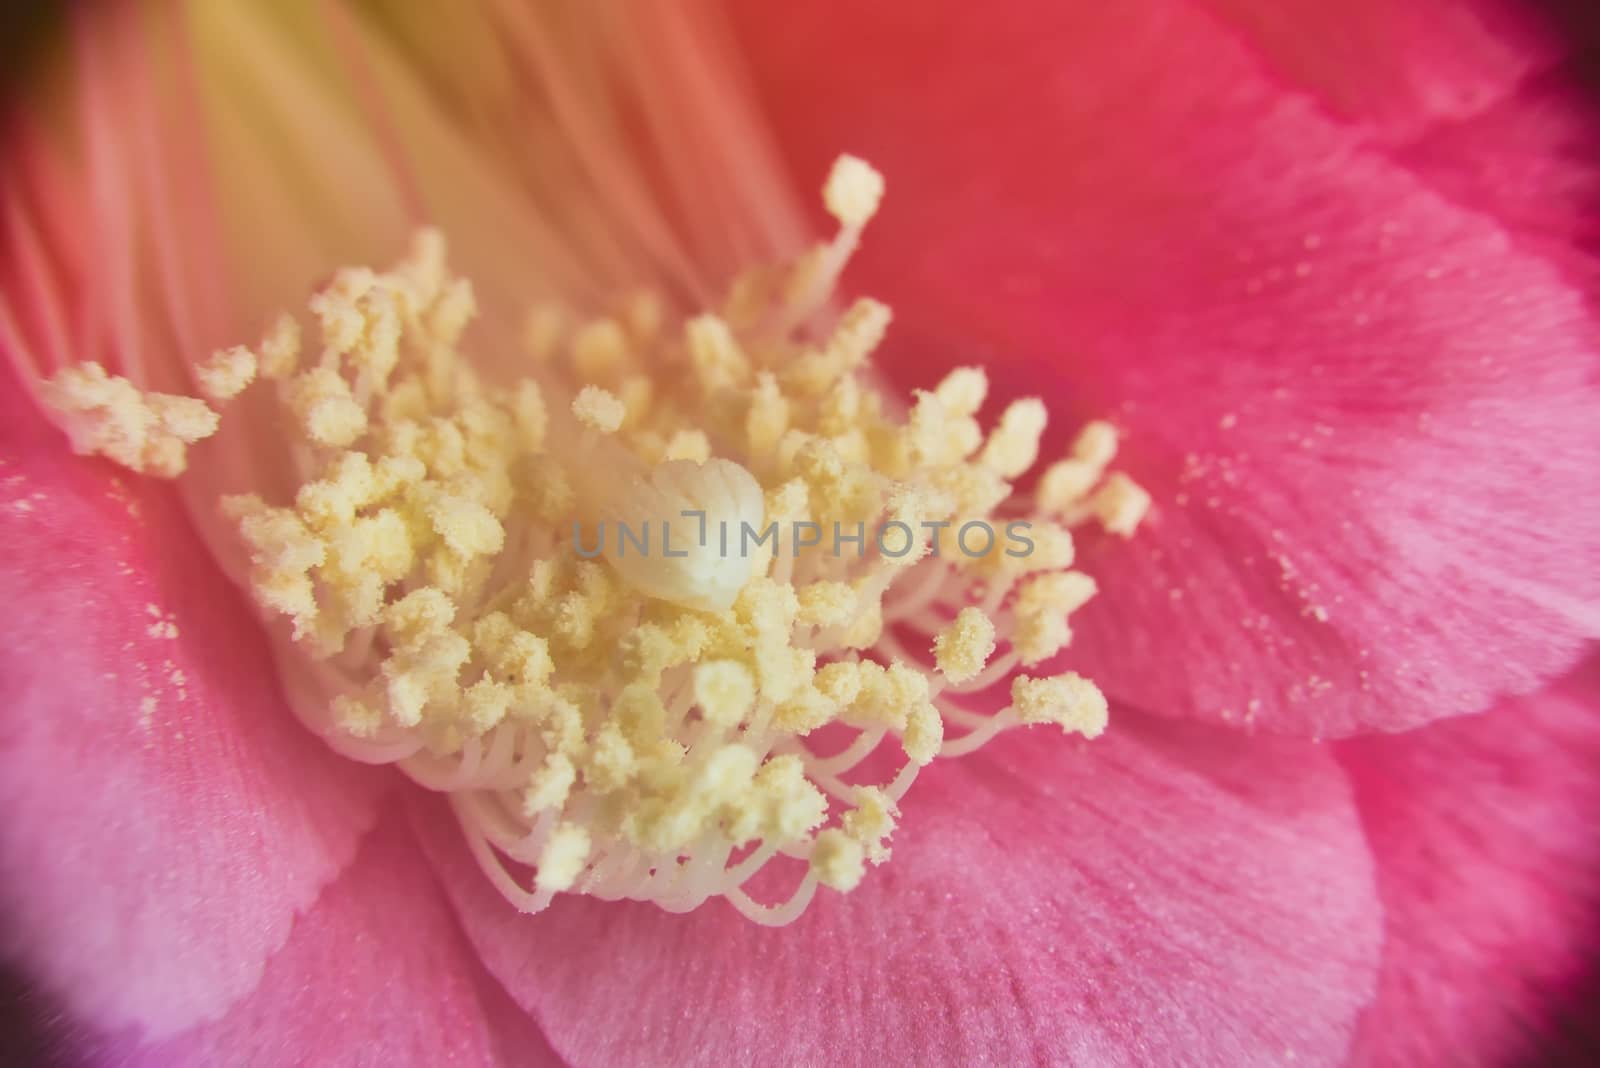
(727, 0, 1600, 736)
(1342, 655, 1600, 1067)
(120, 815, 565, 1068)
(417, 717, 1381, 1066)
(0, 368, 387, 1039)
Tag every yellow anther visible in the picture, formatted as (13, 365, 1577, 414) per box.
(471, 611, 517, 661)
(845, 660, 920, 730)
(933, 366, 988, 418)
(382, 668, 430, 728)
(307, 268, 375, 355)
(1025, 522, 1077, 571)
(520, 455, 575, 521)
(350, 290, 402, 388)
(536, 824, 591, 894)
(772, 687, 837, 733)
(797, 581, 856, 628)
(765, 478, 810, 526)
(979, 397, 1048, 479)
(623, 289, 664, 345)
(397, 229, 448, 304)
(463, 678, 514, 732)
(685, 314, 748, 389)
(523, 752, 577, 815)
(332, 510, 414, 585)
(823, 155, 885, 229)
(1037, 459, 1100, 513)
(735, 577, 800, 634)
(902, 701, 944, 765)
(235, 504, 326, 574)
(1036, 421, 1125, 514)
(295, 452, 375, 528)
(754, 645, 814, 705)
(664, 429, 711, 463)
(1013, 570, 1098, 664)
(617, 377, 655, 430)
(512, 380, 548, 452)
(818, 376, 862, 437)
(746, 372, 789, 458)
(838, 583, 885, 649)
(428, 494, 505, 558)
(814, 661, 864, 706)
(932, 463, 1010, 521)
(258, 313, 303, 380)
(287, 368, 366, 447)
(810, 828, 867, 892)
(427, 277, 478, 348)
(41, 362, 220, 478)
(905, 390, 953, 469)
(1011, 673, 1109, 738)
(522, 302, 570, 364)
(1092, 473, 1152, 537)
(933, 607, 996, 683)
(383, 587, 456, 652)
(197, 346, 258, 403)
(571, 386, 625, 433)
(822, 298, 893, 379)
(1073, 420, 1119, 467)
(540, 696, 585, 757)
(571, 318, 631, 382)
(255, 571, 318, 634)
(484, 624, 554, 691)
(586, 724, 638, 794)
(842, 787, 898, 865)
(749, 756, 828, 841)
(613, 684, 667, 746)
(332, 695, 383, 738)
(695, 660, 757, 728)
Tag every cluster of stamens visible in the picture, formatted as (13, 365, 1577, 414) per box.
(44, 157, 1147, 924)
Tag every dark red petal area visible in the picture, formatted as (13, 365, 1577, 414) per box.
(1341, 655, 1600, 1067)
(726, 0, 1600, 736)
(118, 815, 565, 1068)
(0, 367, 387, 1039)
(417, 717, 1381, 1067)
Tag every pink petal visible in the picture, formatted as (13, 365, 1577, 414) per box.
(119, 815, 564, 1068)
(726, 0, 1600, 736)
(0, 367, 387, 1039)
(1201, 0, 1567, 135)
(416, 717, 1381, 1066)
(1389, 56, 1600, 289)
(1341, 655, 1600, 1067)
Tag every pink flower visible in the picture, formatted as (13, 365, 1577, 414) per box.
(3, 2, 1598, 1066)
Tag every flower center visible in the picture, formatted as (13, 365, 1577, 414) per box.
(41, 157, 1147, 925)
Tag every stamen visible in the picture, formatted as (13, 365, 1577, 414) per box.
(933, 607, 996, 684)
(40, 157, 1146, 924)
(196, 346, 258, 403)
(41, 362, 220, 477)
(571, 385, 626, 433)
